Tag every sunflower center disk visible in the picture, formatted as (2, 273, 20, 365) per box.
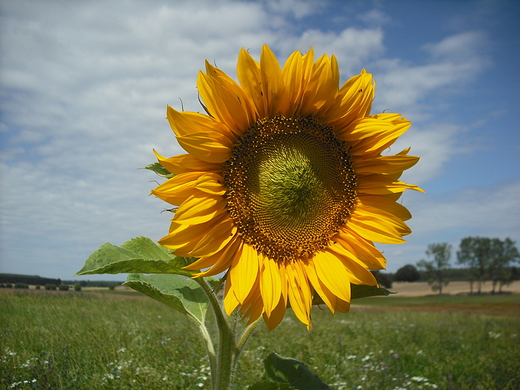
(223, 116, 356, 263)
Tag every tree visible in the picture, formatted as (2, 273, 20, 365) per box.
(394, 264, 420, 282)
(488, 238, 519, 294)
(457, 237, 491, 294)
(417, 243, 452, 295)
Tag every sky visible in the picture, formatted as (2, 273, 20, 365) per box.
(1, 0, 519, 281)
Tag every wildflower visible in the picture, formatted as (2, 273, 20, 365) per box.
(154, 45, 422, 329)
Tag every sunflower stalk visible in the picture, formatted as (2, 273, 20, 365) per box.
(196, 276, 236, 390)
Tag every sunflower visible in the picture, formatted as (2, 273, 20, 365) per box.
(152, 45, 422, 330)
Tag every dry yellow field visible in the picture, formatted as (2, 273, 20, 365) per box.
(389, 280, 520, 297)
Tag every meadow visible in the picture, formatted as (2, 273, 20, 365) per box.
(1, 288, 519, 390)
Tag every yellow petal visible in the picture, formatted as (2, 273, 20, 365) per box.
(177, 131, 233, 164)
(167, 106, 234, 139)
(173, 193, 226, 225)
(189, 221, 236, 258)
(260, 44, 284, 117)
(263, 294, 287, 331)
(197, 70, 248, 135)
(281, 49, 304, 115)
(313, 251, 352, 303)
(357, 175, 425, 195)
(348, 117, 411, 157)
(205, 61, 257, 127)
(259, 254, 282, 317)
(159, 216, 220, 250)
(302, 259, 337, 313)
(327, 243, 380, 285)
(325, 69, 374, 125)
(194, 173, 227, 196)
(153, 150, 221, 175)
(357, 195, 412, 221)
(355, 204, 412, 236)
(347, 213, 406, 244)
(237, 48, 267, 119)
(189, 235, 241, 276)
(335, 229, 387, 270)
(286, 262, 312, 328)
(354, 153, 420, 176)
(151, 171, 207, 206)
(224, 275, 240, 315)
(229, 243, 259, 304)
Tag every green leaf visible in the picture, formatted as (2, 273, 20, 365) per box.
(248, 380, 293, 390)
(75, 237, 193, 277)
(124, 273, 208, 324)
(351, 284, 394, 299)
(311, 284, 393, 306)
(264, 352, 331, 390)
(141, 162, 174, 178)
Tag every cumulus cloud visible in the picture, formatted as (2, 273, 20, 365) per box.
(380, 180, 520, 271)
(373, 31, 492, 117)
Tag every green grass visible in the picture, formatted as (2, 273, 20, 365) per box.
(1, 290, 519, 389)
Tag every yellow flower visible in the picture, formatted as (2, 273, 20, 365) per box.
(152, 45, 423, 330)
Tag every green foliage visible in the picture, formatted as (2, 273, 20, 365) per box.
(75, 237, 193, 277)
(140, 161, 174, 178)
(45, 284, 57, 290)
(248, 380, 293, 390)
(0, 273, 61, 286)
(3, 293, 518, 390)
(371, 270, 392, 288)
(394, 264, 420, 282)
(58, 284, 69, 291)
(5, 283, 13, 288)
(417, 243, 452, 295)
(14, 283, 29, 289)
(125, 274, 209, 325)
(457, 237, 520, 294)
(35, 285, 41, 290)
(73, 283, 81, 291)
(262, 352, 330, 390)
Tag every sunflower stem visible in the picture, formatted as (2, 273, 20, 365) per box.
(232, 315, 263, 380)
(196, 277, 236, 390)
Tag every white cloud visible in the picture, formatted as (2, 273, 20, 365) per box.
(379, 179, 520, 271)
(373, 31, 492, 117)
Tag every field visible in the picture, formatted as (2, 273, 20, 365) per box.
(1, 285, 519, 390)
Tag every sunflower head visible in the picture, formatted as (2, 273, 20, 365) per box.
(152, 45, 423, 329)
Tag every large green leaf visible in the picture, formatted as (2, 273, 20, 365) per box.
(263, 352, 330, 390)
(124, 273, 208, 324)
(311, 284, 392, 307)
(351, 284, 393, 299)
(141, 162, 174, 178)
(75, 237, 193, 277)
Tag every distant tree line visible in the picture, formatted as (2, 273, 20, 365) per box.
(0, 274, 62, 286)
(0, 274, 123, 288)
(392, 236, 519, 295)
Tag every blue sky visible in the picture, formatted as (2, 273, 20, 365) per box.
(1, 0, 519, 281)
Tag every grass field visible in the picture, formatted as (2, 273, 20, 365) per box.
(1, 289, 519, 390)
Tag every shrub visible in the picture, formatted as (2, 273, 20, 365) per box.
(372, 271, 392, 289)
(74, 283, 82, 292)
(35, 285, 41, 290)
(58, 284, 70, 291)
(394, 264, 421, 282)
(5, 283, 13, 288)
(14, 283, 29, 289)
(45, 284, 57, 291)
(0, 283, 5, 288)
